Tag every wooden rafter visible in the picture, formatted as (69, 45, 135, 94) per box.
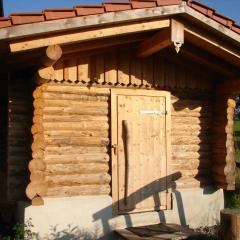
(7, 32, 150, 67)
(136, 19, 184, 57)
(9, 19, 170, 53)
(217, 78, 240, 95)
(180, 44, 239, 78)
(184, 24, 240, 67)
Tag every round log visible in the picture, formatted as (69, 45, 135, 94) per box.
(44, 45, 62, 67)
(25, 181, 48, 200)
(219, 209, 240, 240)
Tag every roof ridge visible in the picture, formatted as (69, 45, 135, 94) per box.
(0, 0, 239, 35)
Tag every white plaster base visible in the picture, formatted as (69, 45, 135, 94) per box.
(18, 187, 224, 239)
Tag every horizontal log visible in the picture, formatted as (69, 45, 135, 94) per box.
(44, 146, 108, 155)
(31, 141, 47, 152)
(43, 153, 109, 164)
(29, 160, 46, 171)
(31, 121, 109, 134)
(40, 84, 110, 96)
(172, 151, 210, 159)
(175, 178, 212, 189)
(172, 117, 211, 125)
(46, 184, 110, 197)
(172, 144, 210, 152)
(33, 115, 108, 123)
(177, 169, 210, 178)
(172, 136, 209, 145)
(41, 130, 109, 138)
(46, 163, 109, 174)
(26, 181, 48, 200)
(172, 160, 211, 170)
(39, 137, 110, 147)
(172, 124, 210, 131)
(33, 99, 108, 109)
(34, 106, 109, 116)
(46, 173, 111, 186)
(30, 171, 46, 182)
(39, 92, 109, 102)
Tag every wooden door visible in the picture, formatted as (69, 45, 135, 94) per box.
(111, 89, 171, 214)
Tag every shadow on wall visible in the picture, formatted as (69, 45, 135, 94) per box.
(21, 172, 184, 240)
(91, 172, 184, 239)
(38, 225, 99, 240)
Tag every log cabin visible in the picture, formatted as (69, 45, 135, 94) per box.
(0, 0, 240, 239)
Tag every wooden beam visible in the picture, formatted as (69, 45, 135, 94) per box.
(180, 44, 238, 78)
(217, 78, 240, 95)
(184, 24, 240, 67)
(9, 19, 170, 53)
(136, 19, 184, 57)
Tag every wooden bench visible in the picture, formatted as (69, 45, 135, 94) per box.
(115, 223, 202, 240)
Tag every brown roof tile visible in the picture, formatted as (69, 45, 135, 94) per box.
(0, 17, 11, 28)
(44, 8, 76, 20)
(104, 2, 132, 12)
(0, 0, 239, 38)
(131, 1, 157, 9)
(232, 24, 240, 34)
(75, 5, 105, 16)
(156, 0, 182, 6)
(212, 12, 234, 28)
(187, 0, 214, 17)
(11, 12, 45, 25)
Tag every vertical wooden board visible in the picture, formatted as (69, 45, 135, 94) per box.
(54, 61, 64, 81)
(105, 51, 117, 85)
(130, 57, 142, 86)
(142, 57, 153, 87)
(95, 54, 105, 84)
(111, 90, 118, 214)
(78, 56, 90, 83)
(165, 60, 175, 89)
(154, 55, 165, 88)
(175, 64, 185, 89)
(118, 54, 130, 86)
(63, 59, 78, 82)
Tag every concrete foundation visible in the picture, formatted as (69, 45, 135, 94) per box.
(18, 187, 224, 239)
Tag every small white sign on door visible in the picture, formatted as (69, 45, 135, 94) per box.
(140, 110, 167, 115)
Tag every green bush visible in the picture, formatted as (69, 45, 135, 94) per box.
(0, 219, 36, 240)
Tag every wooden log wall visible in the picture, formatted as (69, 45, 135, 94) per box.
(212, 93, 236, 190)
(0, 73, 8, 204)
(28, 85, 111, 201)
(7, 76, 33, 201)
(27, 47, 216, 200)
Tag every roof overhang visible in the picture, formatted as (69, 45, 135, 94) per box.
(0, 2, 239, 45)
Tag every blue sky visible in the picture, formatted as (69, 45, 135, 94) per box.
(3, 0, 240, 24)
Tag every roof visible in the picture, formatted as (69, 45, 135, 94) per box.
(0, 0, 239, 35)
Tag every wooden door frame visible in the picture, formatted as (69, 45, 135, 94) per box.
(111, 88, 172, 215)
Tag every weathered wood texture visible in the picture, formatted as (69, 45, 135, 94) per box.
(44, 49, 212, 91)
(212, 92, 236, 190)
(0, 73, 8, 204)
(28, 82, 213, 200)
(28, 85, 111, 199)
(7, 76, 33, 201)
(219, 209, 240, 240)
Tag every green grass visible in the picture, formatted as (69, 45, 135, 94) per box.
(226, 119, 240, 209)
